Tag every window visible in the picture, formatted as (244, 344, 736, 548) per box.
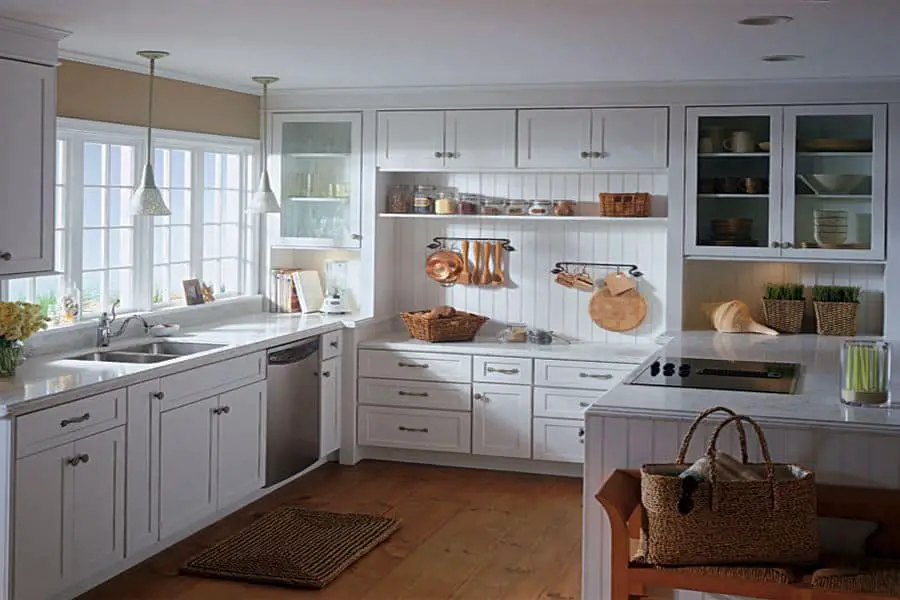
(0, 119, 260, 323)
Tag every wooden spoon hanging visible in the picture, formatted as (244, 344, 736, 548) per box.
(472, 241, 482, 286)
(458, 240, 472, 285)
(492, 242, 506, 286)
(480, 242, 492, 285)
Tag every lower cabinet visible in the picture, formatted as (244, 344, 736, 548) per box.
(472, 383, 532, 459)
(159, 381, 266, 540)
(320, 356, 341, 457)
(532, 418, 585, 463)
(358, 405, 471, 453)
(14, 426, 125, 600)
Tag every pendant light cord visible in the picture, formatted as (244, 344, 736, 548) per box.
(260, 82, 268, 175)
(147, 57, 155, 166)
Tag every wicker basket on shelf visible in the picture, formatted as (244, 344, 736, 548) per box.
(400, 310, 488, 343)
(762, 299, 805, 334)
(814, 302, 858, 336)
(599, 193, 651, 217)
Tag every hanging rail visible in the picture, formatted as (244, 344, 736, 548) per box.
(550, 261, 643, 278)
(427, 237, 516, 252)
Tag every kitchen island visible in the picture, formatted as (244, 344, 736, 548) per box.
(582, 331, 900, 600)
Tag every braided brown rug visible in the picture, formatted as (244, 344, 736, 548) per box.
(181, 507, 401, 589)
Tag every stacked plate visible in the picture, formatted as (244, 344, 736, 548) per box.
(814, 209, 848, 246)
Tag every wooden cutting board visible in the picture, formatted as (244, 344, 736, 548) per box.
(589, 288, 647, 332)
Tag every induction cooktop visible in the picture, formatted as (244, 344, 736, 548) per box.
(629, 356, 800, 394)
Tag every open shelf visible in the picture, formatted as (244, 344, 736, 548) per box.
(698, 194, 769, 199)
(287, 196, 348, 203)
(378, 214, 667, 223)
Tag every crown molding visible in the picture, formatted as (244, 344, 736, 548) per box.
(0, 15, 70, 41)
(59, 50, 259, 94)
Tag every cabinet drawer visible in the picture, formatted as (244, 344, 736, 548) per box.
(533, 387, 600, 420)
(533, 359, 634, 390)
(473, 356, 532, 385)
(16, 389, 125, 457)
(358, 406, 471, 454)
(159, 352, 265, 410)
(532, 418, 585, 464)
(359, 350, 471, 383)
(321, 330, 342, 361)
(358, 378, 471, 411)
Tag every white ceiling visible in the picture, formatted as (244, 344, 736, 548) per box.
(1, 0, 898, 92)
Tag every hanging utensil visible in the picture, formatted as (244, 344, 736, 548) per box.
(425, 244, 463, 286)
(604, 271, 637, 296)
(472, 241, 482, 286)
(572, 268, 595, 292)
(555, 264, 576, 288)
(480, 242, 492, 285)
(458, 239, 472, 285)
(492, 241, 506, 286)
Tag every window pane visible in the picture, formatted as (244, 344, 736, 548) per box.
(222, 258, 239, 293)
(224, 154, 240, 189)
(203, 260, 220, 289)
(204, 153, 217, 187)
(84, 143, 104, 186)
(83, 229, 104, 270)
(34, 276, 61, 318)
(7, 279, 29, 302)
(170, 226, 190, 262)
(153, 266, 169, 304)
(171, 150, 191, 188)
(154, 227, 169, 264)
(82, 271, 103, 314)
(108, 188, 132, 227)
(109, 145, 135, 187)
(55, 139, 65, 183)
(83, 187, 103, 227)
(108, 269, 132, 308)
(221, 224, 240, 256)
(223, 191, 240, 222)
(169, 189, 190, 225)
(203, 190, 219, 223)
(203, 225, 220, 257)
(55, 186, 65, 225)
(169, 263, 189, 300)
(154, 149, 168, 187)
(108, 229, 133, 268)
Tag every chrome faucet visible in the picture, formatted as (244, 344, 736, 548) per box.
(96, 300, 120, 347)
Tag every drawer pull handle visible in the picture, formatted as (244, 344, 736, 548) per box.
(0, 251, 11, 261)
(398, 391, 429, 397)
(398, 362, 429, 369)
(212, 406, 231, 415)
(151, 392, 165, 400)
(330, 341, 339, 348)
(579, 372, 613, 379)
(66, 456, 80, 467)
(60, 413, 90, 427)
(487, 367, 520, 375)
(578, 427, 585, 444)
(398, 426, 429, 433)
(579, 401, 590, 408)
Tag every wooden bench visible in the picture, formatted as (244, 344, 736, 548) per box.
(596, 469, 900, 600)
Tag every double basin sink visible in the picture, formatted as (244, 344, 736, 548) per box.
(71, 341, 226, 364)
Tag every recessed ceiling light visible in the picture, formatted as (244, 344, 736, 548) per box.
(761, 54, 805, 62)
(739, 15, 794, 26)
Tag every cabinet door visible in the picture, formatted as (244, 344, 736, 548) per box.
(445, 110, 517, 170)
(591, 108, 668, 169)
(125, 379, 161, 556)
(532, 418, 584, 464)
(320, 357, 341, 457)
(517, 109, 592, 169)
(0, 59, 55, 275)
(158, 396, 218, 539)
(71, 427, 125, 581)
(472, 383, 532, 459)
(270, 112, 363, 249)
(781, 104, 886, 261)
(376, 111, 446, 170)
(217, 381, 266, 509)
(14, 443, 70, 600)
(684, 106, 784, 258)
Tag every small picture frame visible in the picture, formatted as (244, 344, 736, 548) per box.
(182, 279, 205, 306)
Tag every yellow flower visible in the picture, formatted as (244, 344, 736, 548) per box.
(0, 302, 48, 342)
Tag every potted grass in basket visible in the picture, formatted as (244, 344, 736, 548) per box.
(813, 285, 860, 336)
(762, 283, 805, 334)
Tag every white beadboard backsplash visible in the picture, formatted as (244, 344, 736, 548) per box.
(683, 260, 885, 335)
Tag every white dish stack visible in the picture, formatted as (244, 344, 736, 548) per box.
(814, 209, 848, 246)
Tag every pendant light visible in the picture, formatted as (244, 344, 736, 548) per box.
(248, 76, 281, 213)
(131, 50, 171, 216)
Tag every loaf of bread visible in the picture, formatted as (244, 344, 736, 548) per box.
(428, 306, 457, 319)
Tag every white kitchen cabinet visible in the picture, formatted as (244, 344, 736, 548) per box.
(532, 418, 585, 463)
(14, 426, 125, 600)
(216, 381, 266, 509)
(517, 109, 593, 169)
(472, 383, 532, 459)
(320, 357, 341, 457)
(0, 59, 57, 276)
(377, 110, 517, 171)
(125, 379, 161, 556)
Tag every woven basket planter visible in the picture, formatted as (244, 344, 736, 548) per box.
(761, 299, 805, 334)
(814, 301, 858, 336)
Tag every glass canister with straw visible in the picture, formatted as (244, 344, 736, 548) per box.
(841, 340, 891, 406)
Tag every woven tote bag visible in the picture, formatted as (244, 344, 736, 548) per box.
(640, 413, 819, 567)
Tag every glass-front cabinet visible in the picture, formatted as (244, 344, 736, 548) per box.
(268, 113, 362, 248)
(685, 104, 886, 261)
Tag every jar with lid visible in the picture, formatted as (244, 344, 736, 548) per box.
(841, 340, 891, 406)
(506, 200, 528, 216)
(413, 185, 436, 214)
(528, 200, 552, 216)
(481, 198, 506, 216)
(435, 189, 458, 215)
(458, 193, 479, 215)
(386, 184, 412, 213)
(553, 200, 576, 217)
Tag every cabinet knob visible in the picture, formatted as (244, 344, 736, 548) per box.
(473, 393, 482, 400)
(782, 241, 794, 249)
(0, 252, 11, 261)
(66, 456, 80, 467)
(151, 392, 165, 400)
(221, 405, 230, 414)
(79, 453, 90, 464)
(330, 341, 339, 348)
(580, 151, 591, 159)
(592, 151, 603, 159)
(578, 427, 585, 444)
(322, 371, 331, 378)
(770, 241, 781, 248)
(434, 151, 444, 158)
(579, 401, 590, 408)
(446, 152, 458, 159)
(350, 233, 362, 241)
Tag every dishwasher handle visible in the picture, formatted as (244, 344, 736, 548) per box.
(268, 339, 320, 365)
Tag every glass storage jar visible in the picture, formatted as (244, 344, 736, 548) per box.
(480, 198, 506, 216)
(435, 189, 458, 215)
(458, 193, 480, 214)
(386, 184, 412, 213)
(841, 340, 891, 406)
(553, 200, 576, 216)
(506, 200, 528, 216)
(528, 200, 552, 216)
(413, 185, 436, 214)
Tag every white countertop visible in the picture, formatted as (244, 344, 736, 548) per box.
(0, 313, 357, 417)
(587, 331, 900, 433)
(359, 332, 661, 363)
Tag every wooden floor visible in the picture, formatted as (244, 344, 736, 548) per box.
(78, 461, 583, 600)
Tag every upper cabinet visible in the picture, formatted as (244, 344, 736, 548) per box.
(377, 110, 517, 171)
(518, 107, 668, 170)
(0, 18, 67, 277)
(269, 112, 363, 249)
(685, 104, 886, 261)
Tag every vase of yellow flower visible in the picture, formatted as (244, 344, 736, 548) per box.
(0, 302, 48, 378)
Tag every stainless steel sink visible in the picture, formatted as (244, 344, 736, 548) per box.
(118, 341, 225, 356)
(70, 351, 176, 364)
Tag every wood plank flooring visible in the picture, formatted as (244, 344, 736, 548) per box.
(77, 461, 583, 600)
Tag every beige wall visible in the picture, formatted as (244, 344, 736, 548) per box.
(57, 60, 260, 139)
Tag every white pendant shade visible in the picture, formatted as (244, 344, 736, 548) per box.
(131, 162, 170, 216)
(249, 170, 280, 213)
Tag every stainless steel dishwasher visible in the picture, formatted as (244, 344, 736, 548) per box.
(265, 337, 320, 487)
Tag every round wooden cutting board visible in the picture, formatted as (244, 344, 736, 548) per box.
(589, 288, 647, 332)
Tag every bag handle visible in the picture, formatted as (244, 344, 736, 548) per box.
(676, 406, 749, 465)
(706, 415, 777, 509)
